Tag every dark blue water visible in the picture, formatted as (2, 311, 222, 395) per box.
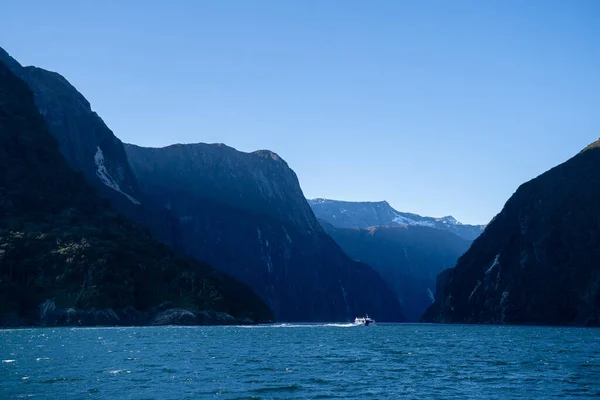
(1, 323, 599, 399)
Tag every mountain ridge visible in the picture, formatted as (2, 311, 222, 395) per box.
(309, 198, 486, 241)
(423, 139, 600, 326)
(318, 220, 471, 320)
(0, 46, 404, 323)
(0, 59, 273, 327)
(125, 143, 405, 322)
(125, 142, 318, 233)
(0, 46, 183, 249)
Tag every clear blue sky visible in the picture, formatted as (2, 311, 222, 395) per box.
(2, 1, 599, 224)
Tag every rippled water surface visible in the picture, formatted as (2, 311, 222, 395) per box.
(1, 323, 599, 399)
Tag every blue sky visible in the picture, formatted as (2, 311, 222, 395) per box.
(2, 0, 599, 224)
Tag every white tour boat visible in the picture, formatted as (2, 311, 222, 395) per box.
(354, 315, 375, 326)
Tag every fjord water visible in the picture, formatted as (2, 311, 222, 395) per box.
(1, 324, 599, 399)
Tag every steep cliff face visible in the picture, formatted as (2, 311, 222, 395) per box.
(0, 47, 139, 202)
(309, 199, 485, 241)
(125, 144, 319, 232)
(125, 143, 405, 322)
(423, 141, 600, 326)
(319, 221, 470, 321)
(0, 60, 273, 326)
(0, 47, 180, 248)
(0, 46, 402, 322)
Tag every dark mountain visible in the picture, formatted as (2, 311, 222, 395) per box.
(423, 140, 600, 326)
(0, 60, 273, 326)
(1, 45, 402, 322)
(124, 143, 405, 322)
(319, 220, 471, 321)
(0, 47, 181, 249)
(309, 198, 485, 241)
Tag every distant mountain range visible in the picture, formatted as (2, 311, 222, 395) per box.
(319, 221, 471, 321)
(309, 198, 482, 320)
(308, 199, 485, 241)
(423, 140, 600, 326)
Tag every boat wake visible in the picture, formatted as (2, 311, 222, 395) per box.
(236, 323, 360, 329)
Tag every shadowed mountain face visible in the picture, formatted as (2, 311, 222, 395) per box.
(309, 199, 485, 241)
(423, 141, 600, 326)
(319, 221, 471, 321)
(0, 46, 403, 323)
(125, 144, 319, 233)
(0, 47, 181, 249)
(0, 60, 273, 327)
(125, 143, 405, 322)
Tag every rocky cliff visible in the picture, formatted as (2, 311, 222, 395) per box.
(423, 140, 600, 326)
(126, 144, 319, 232)
(309, 198, 485, 241)
(1, 45, 402, 323)
(125, 143, 405, 322)
(0, 47, 181, 249)
(319, 221, 470, 321)
(0, 60, 273, 326)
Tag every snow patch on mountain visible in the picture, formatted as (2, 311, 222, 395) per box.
(392, 214, 413, 225)
(308, 198, 486, 240)
(94, 146, 140, 204)
(392, 213, 435, 228)
(437, 216, 460, 225)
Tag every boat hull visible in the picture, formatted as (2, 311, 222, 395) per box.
(354, 317, 375, 326)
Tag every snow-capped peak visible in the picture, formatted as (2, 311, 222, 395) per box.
(308, 197, 485, 240)
(437, 216, 460, 225)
